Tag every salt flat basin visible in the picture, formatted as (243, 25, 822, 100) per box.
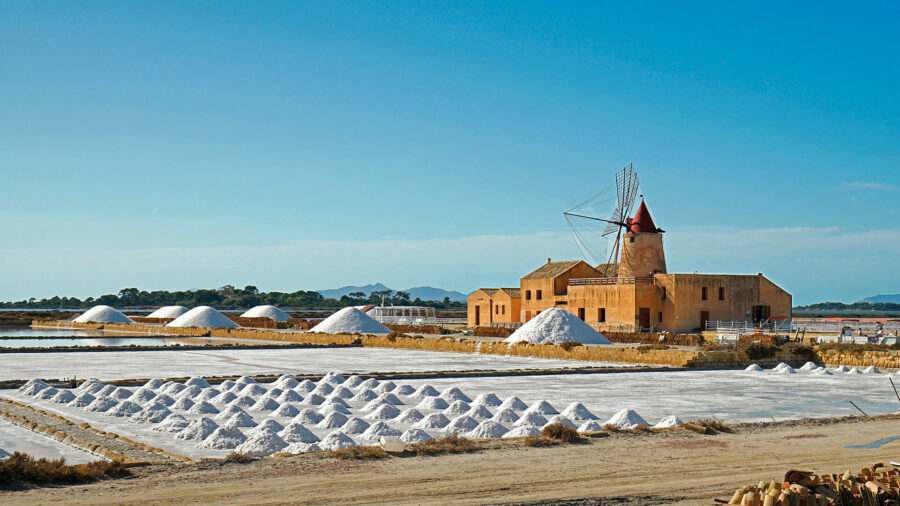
(0, 348, 640, 381)
(0, 327, 113, 338)
(0, 337, 288, 349)
(0, 418, 100, 463)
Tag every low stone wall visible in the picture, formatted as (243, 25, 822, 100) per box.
(817, 349, 900, 370)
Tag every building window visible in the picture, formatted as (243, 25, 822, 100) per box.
(718, 287, 725, 301)
(629, 236, 635, 243)
(502, 305, 506, 315)
(658, 312, 663, 323)
(702, 287, 708, 300)
(598, 308, 606, 322)
(577, 308, 585, 320)
(494, 305, 499, 314)
(525, 290, 531, 300)
(661, 287, 666, 301)
(536, 290, 542, 300)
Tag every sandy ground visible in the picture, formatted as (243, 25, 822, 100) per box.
(5, 416, 900, 505)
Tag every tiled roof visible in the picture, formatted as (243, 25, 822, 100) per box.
(522, 260, 583, 280)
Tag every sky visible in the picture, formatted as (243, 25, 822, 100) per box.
(0, 1, 897, 305)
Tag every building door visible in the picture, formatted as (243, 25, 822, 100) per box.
(577, 308, 585, 321)
(700, 311, 710, 331)
(752, 305, 769, 323)
(475, 306, 480, 326)
(639, 307, 650, 331)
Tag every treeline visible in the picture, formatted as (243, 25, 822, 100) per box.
(1, 285, 466, 310)
(797, 302, 900, 311)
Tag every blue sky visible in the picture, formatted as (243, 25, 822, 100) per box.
(0, 1, 897, 305)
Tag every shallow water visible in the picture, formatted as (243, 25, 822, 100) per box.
(0, 337, 266, 348)
(845, 436, 900, 449)
(0, 327, 111, 337)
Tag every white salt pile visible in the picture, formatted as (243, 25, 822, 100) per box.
(395, 385, 416, 396)
(653, 415, 684, 428)
(340, 417, 371, 434)
(361, 422, 402, 440)
(799, 362, 818, 372)
(864, 366, 880, 374)
(773, 363, 796, 374)
(74, 305, 134, 324)
(812, 368, 833, 376)
(317, 412, 349, 429)
(176, 417, 219, 440)
(491, 408, 520, 423)
(36, 387, 59, 400)
(176, 385, 203, 399)
(343, 375, 364, 388)
(847, 368, 862, 375)
(310, 307, 390, 334)
(395, 409, 424, 424)
(199, 426, 247, 449)
(411, 385, 440, 398)
(293, 409, 324, 425)
(277, 390, 303, 403)
(312, 383, 334, 396)
(440, 387, 472, 403)
(110, 388, 133, 400)
(19, 379, 48, 395)
(362, 399, 389, 413)
(185, 377, 212, 388)
(415, 413, 450, 429)
(367, 404, 401, 420)
(523, 401, 558, 416)
(142, 378, 164, 390)
(131, 389, 157, 404)
(445, 416, 478, 433)
(515, 412, 547, 427)
(319, 431, 356, 450)
(400, 428, 432, 443)
(352, 389, 377, 402)
(251, 398, 280, 411)
(216, 405, 248, 420)
(236, 376, 258, 386)
(162, 383, 186, 395)
(224, 413, 257, 428)
(220, 380, 237, 390)
(472, 393, 502, 407)
(68, 393, 96, 407)
(279, 423, 319, 443)
(832, 365, 850, 373)
(229, 396, 257, 409)
(241, 305, 291, 322)
(604, 409, 648, 429)
(234, 429, 288, 456)
(319, 403, 351, 416)
(50, 390, 76, 404)
(295, 380, 316, 392)
(271, 404, 300, 418)
(577, 420, 605, 432)
(504, 307, 611, 345)
(198, 389, 221, 402)
(416, 396, 449, 410)
(240, 384, 268, 396)
(153, 414, 189, 433)
(85, 397, 119, 412)
(301, 394, 326, 406)
(560, 402, 598, 420)
(154, 394, 175, 407)
(500, 396, 528, 411)
(285, 442, 321, 453)
(375, 381, 397, 394)
(167, 306, 238, 328)
(131, 404, 172, 423)
(466, 406, 493, 420)
(105, 401, 142, 417)
(744, 364, 763, 372)
(444, 401, 471, 416)
(146, 306, 189, 319)
(274, 375, 299, 389)
(248, 419, 284, 435)
(217, 392, 237, 404)
(503, 425, 541, 438)
(543, 415, 577, 429)
(466, 421, 508, 439)
(322, 372, 346, 384)
(329, 387, 354, 399)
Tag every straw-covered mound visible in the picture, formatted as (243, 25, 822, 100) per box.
(241, 305, 291, 321)
(146, 306, 189, 318)
(167, 306, 238, 328)
(73, 305, 133, 324)
(310, 307, 390, 334)
(503, 307, 610, 345)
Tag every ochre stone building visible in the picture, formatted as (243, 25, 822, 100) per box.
(467, 201, 791, 333)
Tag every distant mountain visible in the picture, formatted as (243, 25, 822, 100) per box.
(858, 294, 900, 303)
(317, 283, 468, 302)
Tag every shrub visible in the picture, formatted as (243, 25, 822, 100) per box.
(541, 423, 580, 443)
(702, 343, 735, 352)
(523, 435, 558, 447)
(739, 342, 777, 360)
(781, 341, 815, 357)
(0, 452, 129, 486)
(409, 434, 475, 456)
(559, 342, 583, 352)
(637, 344, 670, 352)
(697, 419, 731, 433)
(225, 452, 255, 463)
(330, 446, 388, 460)
(632, 424, 652, 432)
(603, 423, 619, 432)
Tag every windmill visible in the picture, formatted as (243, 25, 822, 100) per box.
(563, 164, 642, 274)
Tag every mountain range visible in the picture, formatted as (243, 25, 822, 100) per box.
(857, 294, 900, 303)
(317, 283, 469, 302)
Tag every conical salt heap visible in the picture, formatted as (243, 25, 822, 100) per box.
(504, 307, 610, 345)
(168, 306, 238, 328)
(74, 305, 133, 324)
(310, 307, 390, 334)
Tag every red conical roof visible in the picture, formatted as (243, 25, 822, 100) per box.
(626, 200, 659, 233)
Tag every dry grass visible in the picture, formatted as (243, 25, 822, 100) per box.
(542, 423, 581, 443)
(329, 446, 389, 460)
(0, 452, 129, 487)
(697, 419, 732, 433)
(558, 341, 583, 352)
(632, 424, 653, 432)
(522, 435, 559, 447)
(225, 452, 255, 463)
(408, 434, 475, 456)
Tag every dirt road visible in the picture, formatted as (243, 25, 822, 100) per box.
(5, 416, 900, 505)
